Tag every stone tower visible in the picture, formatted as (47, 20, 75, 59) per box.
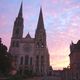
(9, 2, 24, 69)
(9, 3, 50, 76)
(12, 2, 24, 39)
(9, 2, 24, 48)
(35, 8, 46, 48)
(69, 41, 80, 80)
(34, 8, 50, 75)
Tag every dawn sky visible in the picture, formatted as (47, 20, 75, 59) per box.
(0, 0, 80, 70)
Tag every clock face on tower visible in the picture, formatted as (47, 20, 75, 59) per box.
(23, 44, 32, 52)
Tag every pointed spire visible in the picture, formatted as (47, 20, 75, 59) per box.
(18, 1, 23, 17)
(37, 7, 44, 30)
(26, 32, 31, 38)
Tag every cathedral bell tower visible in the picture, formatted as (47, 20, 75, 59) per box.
(9, 2, 24, 52)
(34, 8, 50, 75)
(35, 8, 46, 48)
(12, 2, 24, 39)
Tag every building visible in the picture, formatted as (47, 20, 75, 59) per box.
(61, 68, 71, 80)
(69, 40, 80, 80)
(9, 2, 50, 76)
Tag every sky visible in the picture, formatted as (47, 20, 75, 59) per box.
(0, 0, 80, 70)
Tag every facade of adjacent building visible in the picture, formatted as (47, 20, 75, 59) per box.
(9, 2, 50, 76)
(62, 40, 80, 80)
(61, 68, 71, 80)
(69, 40, 80, 80)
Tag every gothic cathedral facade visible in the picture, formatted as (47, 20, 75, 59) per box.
(9, 2, 50, 75)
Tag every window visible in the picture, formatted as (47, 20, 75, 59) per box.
(25, 55, 29, 65)
(15, 28, 19, 35)
(36, 39, 44, 48)
(16, 41, 19, 47)
(41, 56, 44, 73)
(12, 41, 19, 47)
(30, 57, 32, 65)
(41, 56, 44, 66)
(36, 55, 39, 72)
(20, 56, 23, 65)
(36, 55, 39, 66)
(15, 28, 20, 38)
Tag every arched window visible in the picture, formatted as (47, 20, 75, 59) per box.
(36, 39, 44, 48)
(30, 57, 32, 65)
(15, 28, 19, 35)
(20, 56, 23, 65)
(16, 41, 19, 47)
(41, 56, 44, 66)
(41, 56, 44, 73)
(25, 55, 29, 65)
(36, 55, 39, 72)
(36, 55, 39, 66)
(15, 28, 20, 38)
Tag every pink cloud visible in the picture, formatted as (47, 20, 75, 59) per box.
(50, 54, 70, 70)
(61, 0, 80, 13)
(0, 33, 11, 50)
(47, 18, 80, 69)
(0, 15, 8, 28)
(47, 16, 80, 69)
(47, 34, 70, 69)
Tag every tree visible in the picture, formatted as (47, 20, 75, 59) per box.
(0, 38, 12, 75)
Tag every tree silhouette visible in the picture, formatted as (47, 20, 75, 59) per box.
(0, 38, 12, 75)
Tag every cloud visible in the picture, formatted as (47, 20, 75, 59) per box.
(47, 13, 80, 69)
(50, 53, 70, 69)
(0, 15, 8, 28)
(0, 33, 11, 50)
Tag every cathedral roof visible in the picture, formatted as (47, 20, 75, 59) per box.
(25, 33, 31, 38)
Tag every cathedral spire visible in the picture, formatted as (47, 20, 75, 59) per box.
(35, 8, 46, 48)
(12, 1, 24, 39)
(37, 8, 44, 30)
(18, 1, 23, 17)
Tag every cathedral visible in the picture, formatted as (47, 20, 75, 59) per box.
(9, 2, 50, 75)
